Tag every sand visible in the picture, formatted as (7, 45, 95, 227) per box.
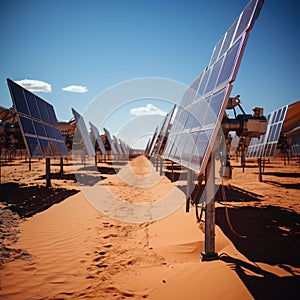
(0, 155, 300, 299)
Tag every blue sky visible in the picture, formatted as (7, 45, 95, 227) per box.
(0, 0, 299, 148)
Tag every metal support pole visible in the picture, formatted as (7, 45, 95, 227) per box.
(186, 169, 193, 213)
(201, 155, 218, 261)
(171, 161, 174, 182)
(159, 156, 163, 176)
(258, 158, 262, 182)
(60, 157, 64, 175)
(46, 157, 51, 187)
(29, 157, 31, 171)
(0, 153, 2, 185)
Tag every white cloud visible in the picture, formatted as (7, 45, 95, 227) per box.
(62, 85, 88, 93)
(15, 79, 51, 92)
(130, 103, 167, 116)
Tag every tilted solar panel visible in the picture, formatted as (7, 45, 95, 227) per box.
(155, 105, 177, 156)
(72, 108, 96, 156)
(291, 140, 300, 156)
(162, 0, 264, 173)
(113, 136, 123, 156)
(7, 78, 68, 158)
(103, 128, 118, 156)
(89, 122, 107, 155)
(145, 127, 158, 156)
(149, 112, 170, 157)
(246, 105, 288, 158)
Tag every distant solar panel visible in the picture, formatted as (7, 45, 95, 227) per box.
(154, 105, 176, 155)
(146, 127, 158, 156)
(149, 112, 170, 157)
(72, 108, 95, 156)
(162, 0, 264, 173)
(291, 140, 300, 156)
(228, 132, 240, 157)
(7, 78, 68, 158)
(247, 105, 288, 158)
(113, 136, 123, 156)
(103, 128, 118, 156)
(89, 122, 107, 155)
(119, 139, 129, 156)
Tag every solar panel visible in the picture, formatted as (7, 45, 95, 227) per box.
(119, 139, 129, 156)
(145, 127, 158, 156)
(103, 128, 118, 156)
(72, 108, 95, 156)
(246, 105, 288, 158)
(7, 78, 68, 158)
(162, 0, 264, 173)
(228, 132, 240, 157)
(149, 112, 170, 157)
(155, 105, 177, 155)
(291, 140, 300, 156)
(113, 135, 123, 156)
(89, 122, 107, 155)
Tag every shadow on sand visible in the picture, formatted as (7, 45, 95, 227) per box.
(219, 253, 300, 299)
(216, 204, 300, 299)
(0, 183, 79, 218)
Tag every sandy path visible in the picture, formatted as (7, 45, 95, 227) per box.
(0, 155, 299, 299)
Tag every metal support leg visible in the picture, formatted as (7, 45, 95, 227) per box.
(186, 169, 193, 213)
(159, 156, 163, 176)
(201, 155, 218, 261)
(46, 157, 51, 187)
(60, 157, 64, 175)
(258, 158, 262, 182)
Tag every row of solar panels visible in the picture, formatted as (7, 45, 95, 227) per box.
(72, 108, 130, 158)
(7, 78, 128, 159)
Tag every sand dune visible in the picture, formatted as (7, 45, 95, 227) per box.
(0, 155, 300, 299)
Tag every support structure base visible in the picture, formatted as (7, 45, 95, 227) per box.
(200, 252, 218, 262)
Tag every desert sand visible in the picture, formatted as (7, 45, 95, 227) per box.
(0, 155, 300, 299)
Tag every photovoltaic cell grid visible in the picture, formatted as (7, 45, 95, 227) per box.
(89, 122, 107, 155)
(72, 108, 95, 156)
(7, 78, 68, 158)
(162, 0, 264, 173)
(246, 105, 288, 158)
(103, 128, 118, 156)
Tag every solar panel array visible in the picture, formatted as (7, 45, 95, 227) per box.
(72, 108, 95, 156)
(7, 78, 68, 158)
(247, 105, 288, 158)
(89, 122, 107, 155)
(162, 0, 264, 173)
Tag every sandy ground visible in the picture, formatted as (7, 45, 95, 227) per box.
(0, 155, 299, 299)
